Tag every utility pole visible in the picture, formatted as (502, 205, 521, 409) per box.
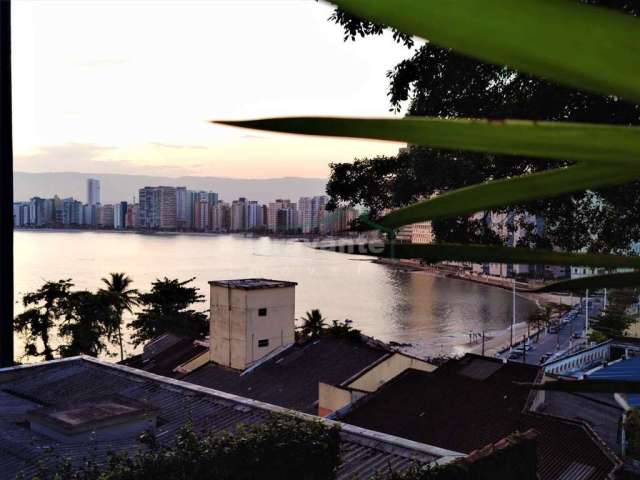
(0, 1, 14, 367)
(510, 278, 516, 349)
(585, 288, 590, 338)
(604, 288, 608, 309)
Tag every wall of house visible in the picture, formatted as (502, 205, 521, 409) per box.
(175, 350, 210, 374)
(318, 383, 367, 417)
(346, 353, 436, 393)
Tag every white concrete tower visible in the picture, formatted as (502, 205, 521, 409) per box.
(209, 279, 297, 370)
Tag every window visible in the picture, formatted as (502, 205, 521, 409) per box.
(258, 308, 267, 316)
(258, 339, 269, 348)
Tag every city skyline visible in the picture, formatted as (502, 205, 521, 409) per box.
(13, 178, 358, 234)
(12, 1, 410, 179)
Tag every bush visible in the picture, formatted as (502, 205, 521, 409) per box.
(24, 414, 341, 480)
(626, 409, 640, 460)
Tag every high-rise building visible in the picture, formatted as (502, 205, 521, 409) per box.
(210, 201, 230, 231)
(99, 204, 115, 228)
(62, 198, 83, 225)
(230, 198, 247, 231)
(13, 202, 30, 227)
(138, 186, 177, 230)
(87, 178, 100, 205)
(114, 202, 128, 229)
(267, 199, 296, 232)
(176, 187, 191, 230)
(298, 196, 328, 234)
(194, 199, 209, 231)
(28, 197, 46, 226)
(246, 201, 262, 231)
(125, 204, 139, 229)
(325, 207, 358, 234)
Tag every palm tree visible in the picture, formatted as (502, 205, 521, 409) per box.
(299, 309, 327, 339)
(100, 273, 138, 361)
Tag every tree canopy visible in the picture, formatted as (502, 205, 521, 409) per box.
(326, 1, 640, 253)
(129, 277, 208, 347)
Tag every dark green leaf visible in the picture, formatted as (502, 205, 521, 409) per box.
(317, 242, 640, 268)
(535, 271, 640, 292)
(333, 0, 640, 102)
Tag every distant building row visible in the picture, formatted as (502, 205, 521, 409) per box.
(13, 180, 358, 234)
(138, 186, 356, 234)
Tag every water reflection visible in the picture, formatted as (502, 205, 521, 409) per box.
(14, 231, 536, 358)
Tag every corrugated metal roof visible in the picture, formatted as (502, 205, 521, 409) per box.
(182, 338, 390, 414)
(588, 356, 640, 382)
(0, 357, 461, 480)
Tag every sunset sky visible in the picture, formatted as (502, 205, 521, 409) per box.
(12, 0, 413, 178)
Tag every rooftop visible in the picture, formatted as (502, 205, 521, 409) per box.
(586, 356, 640, 408)
(208, 278, 298, 290)
(183, 337, 390, 414)
(587, 356, 640, 382)
(123, 334, 208, 377)
(338, 354, 620, 480)
(27, 395, 156, 435)
(537, 391, 623, 453)
(0, 356, 460, 479)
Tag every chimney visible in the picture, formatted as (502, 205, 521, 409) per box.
(209, 279, 297, 370)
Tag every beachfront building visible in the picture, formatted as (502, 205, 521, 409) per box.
(267, 199, 297, 232)
(87, 178, 100, 205)
(396, 221, 434, 244)
(138, 186, 177, 230)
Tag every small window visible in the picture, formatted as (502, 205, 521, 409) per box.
(258, 339, 269, 348)
(258, 308, 267, 316)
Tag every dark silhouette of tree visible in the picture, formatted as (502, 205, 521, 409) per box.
(99, 272, 138, 360)
(58, 290, 112, 358)
(299, 309, 327, 339)
(14, 279, 73, 360)
(325, 319, 362, 342)
(326, 1, 640, 253)
(129, 277, 208, 347)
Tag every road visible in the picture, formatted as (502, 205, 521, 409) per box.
(499, 295, 604, 365)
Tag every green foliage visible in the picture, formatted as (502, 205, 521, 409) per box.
(325, 319, 362, 342)
(215, 0, 640, 282)
(13, 279, 73, 360)
(217, 117, 640, 234)
(536, 271, 640, 292)
(591, 305, 636, 339)
(370, 432, 537, 480)
(318, 242, 640, 269)
(299, 310, 363, 342)
(99, 273, 139, 361)
(333, 0, 640, 102)
(626, 409, 640, 460)
(299, 309, 328, 339)
(58, 290, 112, 358)
(27, 415, 341, 480)
(129, 277, 208, 347)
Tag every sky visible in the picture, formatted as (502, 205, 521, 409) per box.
(12, 0, 414, 178)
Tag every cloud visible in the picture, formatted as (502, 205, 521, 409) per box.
(14, 143, 206, 177)
(149, 142, 208, 150)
